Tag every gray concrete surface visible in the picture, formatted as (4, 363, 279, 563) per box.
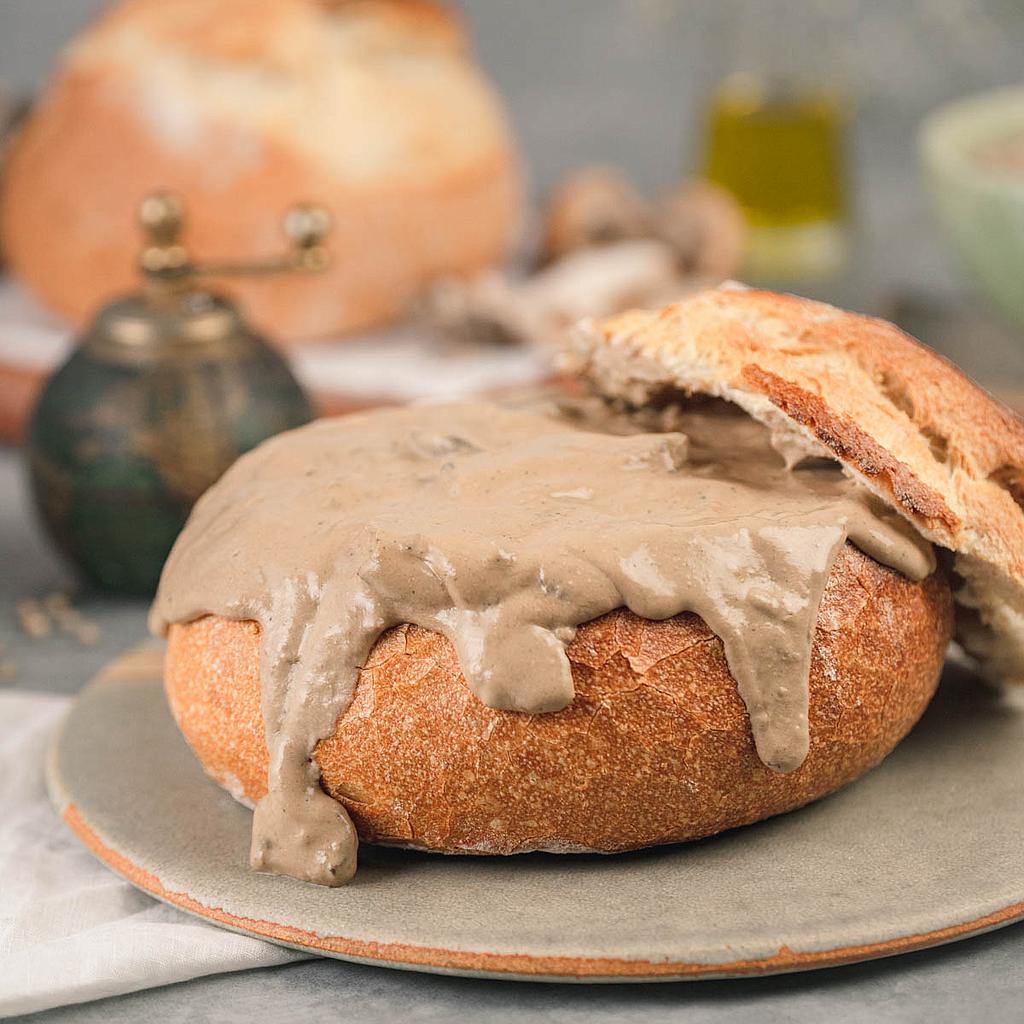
(8, 928, 1024, 1024)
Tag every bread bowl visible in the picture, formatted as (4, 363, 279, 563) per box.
(153, 285, 1024, 885)
(0, 0, 521, 341)
(166, 549, 950, 858)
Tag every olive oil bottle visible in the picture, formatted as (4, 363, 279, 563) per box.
(703, 73, 849, 281)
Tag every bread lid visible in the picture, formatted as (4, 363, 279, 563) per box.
(572, 283, 1024, 684)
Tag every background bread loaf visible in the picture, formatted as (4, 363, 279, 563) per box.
(0, 0, 522, 341)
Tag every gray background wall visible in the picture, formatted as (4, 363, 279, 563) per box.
(2, 0, 1024, 307)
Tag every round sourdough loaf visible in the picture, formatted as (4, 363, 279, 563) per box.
(164, 544, 952, 854)
(158, 283, 1024, 857)
(0, 0, 521, 341)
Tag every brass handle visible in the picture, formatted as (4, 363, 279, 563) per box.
(138, 191, 331, 286)
(138, 193, 189, 277)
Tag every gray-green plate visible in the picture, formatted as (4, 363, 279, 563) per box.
(46, 648, 1024, 982)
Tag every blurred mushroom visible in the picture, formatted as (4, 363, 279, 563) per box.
(418, 271, 550, 348)
(421, 165, 747, 352)
(655, 179, 747, 279)
(420, 240, 696, 351)
(524, 240, 691, 326)
(542, 165, 652, 263)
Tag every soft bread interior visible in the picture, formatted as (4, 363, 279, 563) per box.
(570, 284, 1024, 684)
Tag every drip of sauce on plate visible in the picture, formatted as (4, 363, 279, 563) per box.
(150, 399, 934, 886)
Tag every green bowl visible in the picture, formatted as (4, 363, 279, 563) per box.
(920, 85, 1024, 329)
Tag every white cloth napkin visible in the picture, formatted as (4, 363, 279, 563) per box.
(0, 691, 312, 1019)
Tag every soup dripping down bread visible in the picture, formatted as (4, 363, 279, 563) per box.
(156, 286, 1023, 885)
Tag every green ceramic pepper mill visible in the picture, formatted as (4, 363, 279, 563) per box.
(26, 192, 328, 595)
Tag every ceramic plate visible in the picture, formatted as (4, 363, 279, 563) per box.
(46, 648, 1024, 982)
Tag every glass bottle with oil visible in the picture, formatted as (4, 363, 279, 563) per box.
(701, 5, 851, 283)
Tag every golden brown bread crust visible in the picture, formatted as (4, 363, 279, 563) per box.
(576, 286, 1024, 683)
(93, 0, 466, 54)
(165, 545, 952, 854)
(0, 0, 521, 342)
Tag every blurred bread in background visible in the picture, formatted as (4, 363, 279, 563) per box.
(0, 0, 522, 342)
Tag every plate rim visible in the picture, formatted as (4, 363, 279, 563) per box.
(46, 650, 1024, 984)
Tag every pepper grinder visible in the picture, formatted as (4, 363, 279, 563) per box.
(27, 192, 329, 595)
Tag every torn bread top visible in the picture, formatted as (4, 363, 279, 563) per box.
(571, 283, 1024, 683)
